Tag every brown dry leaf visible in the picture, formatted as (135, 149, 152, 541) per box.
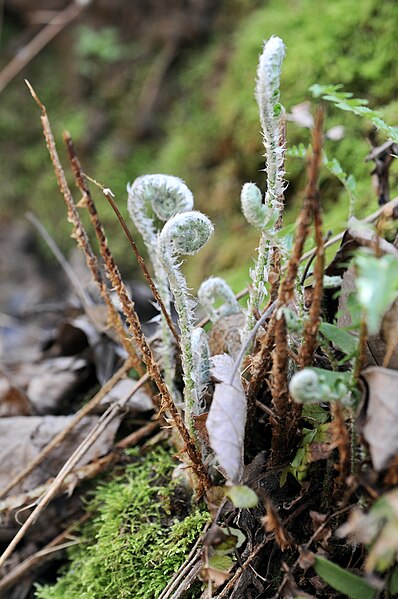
(0, 415, 120, 494)
(262, 497, 293, 550)
(309, 511, 332, 546)
(360, 367, 398, 470)
(200, 565, 232, 586)
(100, 378, 153, 413)
(208, 312, 245, 359)
(381, 299, 398, 368)
(0, 378, 32, 416)
(206, 354, 247, 483)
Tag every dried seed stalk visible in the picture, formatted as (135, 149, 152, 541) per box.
(299, 108, 325, 367)
(269, 109, 324, 465)
(83, 170, 180, 345)
(25, 81, 143, 373)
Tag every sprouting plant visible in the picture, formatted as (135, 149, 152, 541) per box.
(127, 174, 194, 393)
(158, 211, 214, 438)
(198, 276, 241, 323)
(191, 327, 211, 414)
(241, 36, 286, 333)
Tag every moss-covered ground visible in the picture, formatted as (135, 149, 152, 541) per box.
(35, 446, 209, 599)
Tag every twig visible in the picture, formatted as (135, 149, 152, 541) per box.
(158, 521, 211, 599)
(80, 169, 180, 345)
(213, 538, 269, 599)
(0, 1, 87, 94)
(25, 211, 92, 310)
(330, 402, 351, 498)
(0, 360, 135, 498)
(25, 79, 144, 373)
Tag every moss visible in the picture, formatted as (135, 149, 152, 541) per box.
(35, 446, 209, 599)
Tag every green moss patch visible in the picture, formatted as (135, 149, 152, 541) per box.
(35, 447, 209, 599)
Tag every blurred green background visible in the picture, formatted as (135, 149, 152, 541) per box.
(1, 0, 397, 291)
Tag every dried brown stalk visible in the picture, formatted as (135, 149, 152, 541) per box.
(0, 360, 135, 499)
(25, 80, 143, 374)
(299, 108, 325, 367)
(76, 163, 179, 345)
(269, 109, 324, 465)
(26, 82, 210, 499)
(330, 402, 351, 498)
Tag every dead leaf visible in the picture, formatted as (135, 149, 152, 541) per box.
(200, 565, 232, 586)
(206, 354, 247, 483)
(208, 312, 245, 359)
(26, 356, 91, 414)
(0, 378, 32, 416)
(0, 415, 121, 494)
(261, 497, 293, 550)
(101, 378, 153, 413)
(381, 299, 398, 368)
(360, 367, 398, 470)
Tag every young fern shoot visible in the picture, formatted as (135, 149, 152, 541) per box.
(127, 175, 194, 393)
(158, 211, 214, 439)
(242, 36, 286, 333)
(198, 276, 241, 323)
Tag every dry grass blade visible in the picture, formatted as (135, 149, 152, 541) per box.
(0, 360, 134, 499)
(25, 80, 143, 373)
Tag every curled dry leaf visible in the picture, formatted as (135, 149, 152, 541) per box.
(360, 367, 398, 471)
(0, 415, 121, 494)
(206, 354, 247, 484)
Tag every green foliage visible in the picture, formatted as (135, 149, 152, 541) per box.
(354, 250, 398, 334)
(35, 447, 209, 599)
(311, 83, 398, 143)
(319, 321, 358, 357)
(224, 485, 259, 508)
(313, 555, 378, 599)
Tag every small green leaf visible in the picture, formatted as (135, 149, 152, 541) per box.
(224, 485, 259, 508)
(354, 252, 398, 334)
(319, 322, 358, 356)
(314, 555, 378, 599)
(208, 554, 234, 572)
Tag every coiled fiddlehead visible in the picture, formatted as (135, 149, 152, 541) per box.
(127, 174, 194, 395)
(198, 276, 241, 323)
(158, 211, 214, 438)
